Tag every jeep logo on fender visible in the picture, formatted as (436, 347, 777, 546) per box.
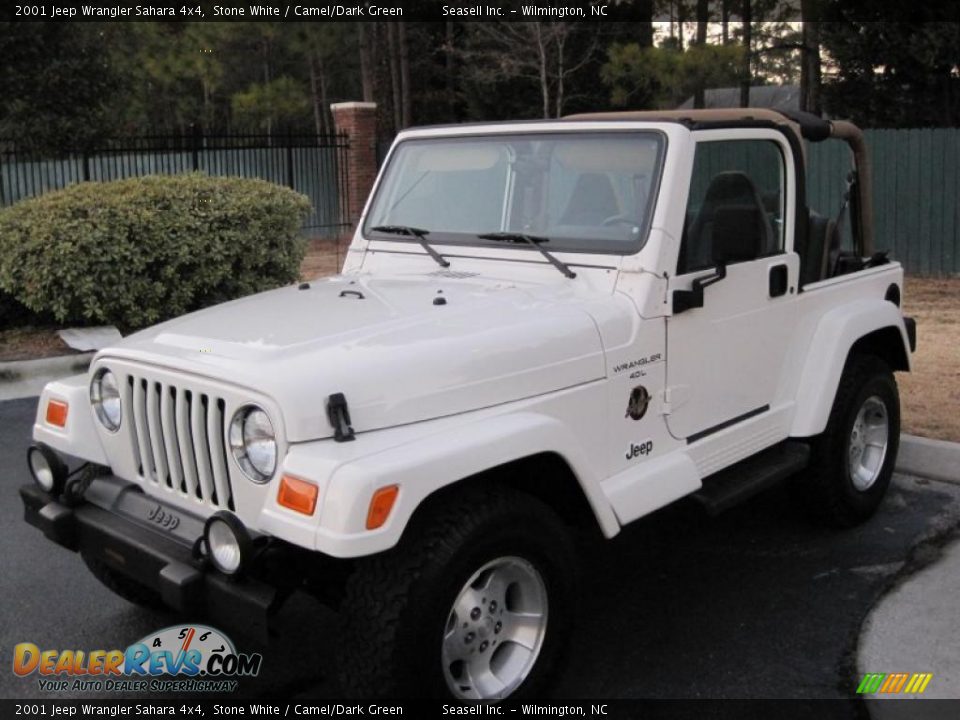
(626, 440, 654, 460)
(146, 504, 181, 531)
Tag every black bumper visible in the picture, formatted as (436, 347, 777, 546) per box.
(20, 482, 278, 643)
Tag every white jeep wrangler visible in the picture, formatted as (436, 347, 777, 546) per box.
(22, 109, 916, 700)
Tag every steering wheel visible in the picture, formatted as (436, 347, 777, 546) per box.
(602, 214, 635, 227)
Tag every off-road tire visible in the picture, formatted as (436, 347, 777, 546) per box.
(336, 485, 579, 699)
(805, 354, 900, 527)
(82, 552, 165, 610)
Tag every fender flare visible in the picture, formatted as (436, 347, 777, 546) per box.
(790, 298, 910, 438)
(32, 374, 108, 466)
(314, 411, 619, 558)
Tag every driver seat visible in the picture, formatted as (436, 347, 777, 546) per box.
(682, 172, 774, 272)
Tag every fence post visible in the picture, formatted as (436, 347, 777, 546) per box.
(82, 150, 90, 182)
(286, 131, 295, 189)
(191, 124, 201, 171)
(330, 102, 378, 230)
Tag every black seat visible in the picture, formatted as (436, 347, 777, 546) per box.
(682, 172, 774, 272)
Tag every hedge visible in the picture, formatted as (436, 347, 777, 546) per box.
(0, 174, 312, 330)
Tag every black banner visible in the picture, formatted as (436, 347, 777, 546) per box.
(5, 1, 960, 23)
(4, 699, 960, 720)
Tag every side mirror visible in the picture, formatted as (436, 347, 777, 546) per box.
(672, 261, 726, 315)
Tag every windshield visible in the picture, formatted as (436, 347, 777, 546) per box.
(364, 131, 665, 255)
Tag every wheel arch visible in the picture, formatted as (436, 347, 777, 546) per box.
(405, 452, 603, 542)
(790, 298, 910, 438)
(315, 412, 620, 558)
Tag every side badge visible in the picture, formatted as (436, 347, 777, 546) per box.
(626, 386, 650, 421)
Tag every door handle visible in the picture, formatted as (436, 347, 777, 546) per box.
(769, 264, 789, 298)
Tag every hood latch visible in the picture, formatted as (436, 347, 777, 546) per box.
(326, 392, 356, 442)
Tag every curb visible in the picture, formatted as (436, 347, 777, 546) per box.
(0, 353, 94, 382)
(0, 353, 93, 402)
(896, 434, 960, 485)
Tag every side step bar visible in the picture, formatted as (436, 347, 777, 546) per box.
(692, 441, 811, 515)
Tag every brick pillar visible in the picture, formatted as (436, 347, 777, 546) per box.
(331, 102, 378, 231)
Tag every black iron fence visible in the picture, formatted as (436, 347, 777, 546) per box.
(0, 131, 351, 235)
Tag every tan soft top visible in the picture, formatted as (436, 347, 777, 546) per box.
(565, 108, 805, 144)
(566, 108, 793, 124)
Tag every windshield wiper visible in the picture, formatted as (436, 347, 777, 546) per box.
(369, 225, 450, 268)
(477, 232, 576, 279)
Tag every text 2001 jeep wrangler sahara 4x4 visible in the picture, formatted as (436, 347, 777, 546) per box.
(22, 109, 916, 699)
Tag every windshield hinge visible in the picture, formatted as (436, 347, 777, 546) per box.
(326, 393, 356, 442)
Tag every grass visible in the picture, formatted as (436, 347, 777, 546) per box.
(1, 257, 957, 443)
(900, 277, 960, 443)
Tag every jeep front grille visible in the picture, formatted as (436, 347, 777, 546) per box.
(123, 375, 235, 510)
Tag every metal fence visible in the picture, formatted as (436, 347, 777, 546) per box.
(0, 132, 351, 235)
(806, 128, 960, 277)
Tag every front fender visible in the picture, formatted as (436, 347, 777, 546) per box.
(311, 411, 619, 558)
(32, 374, 108, 465)
(790, 298, 911, 437)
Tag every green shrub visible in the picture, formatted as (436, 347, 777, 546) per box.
(0, 174, 312, 330)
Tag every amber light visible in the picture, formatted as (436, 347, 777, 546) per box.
(366, 485, 400, 530)
(277, 475, 319, 516)
(45, 400, 68, 428)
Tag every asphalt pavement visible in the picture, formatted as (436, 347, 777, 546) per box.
(3, 395, 960, 710)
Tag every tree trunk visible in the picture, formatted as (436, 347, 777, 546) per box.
(399, 22, 412, 127)
(677, 5, 686, 52)
(318, 54, 329, 135)
(445, 21, 456, 118)
(555, 31, 566, 118)
(800, 12, 822, 115)
(740, 1, 752, 108)
(308, 49, 322, 135)
(722, 0, 730, 44)
(358, 24, 374, 102)
(386, 23, 402, 132)
(535, 23, 550, 119)
(694, 0, 709, 108)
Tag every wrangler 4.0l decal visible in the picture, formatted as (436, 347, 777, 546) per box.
(614, 353, 663, 379)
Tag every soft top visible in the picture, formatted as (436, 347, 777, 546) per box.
(566, 108, 836, 143)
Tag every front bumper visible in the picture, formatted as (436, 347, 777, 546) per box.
(20, 479, 279, 642)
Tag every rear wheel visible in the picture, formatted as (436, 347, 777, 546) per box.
(336, 486, 578, 699)
(805, 355, 900, 527)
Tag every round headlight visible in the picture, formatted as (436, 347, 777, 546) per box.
(229, 406, 277, 483)
(90, 369, 122, 432)
(204, 512, 251, 576)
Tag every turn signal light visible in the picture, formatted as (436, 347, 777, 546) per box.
(277, 474, 319, 516)
(366, 485, 399, 530)
(45, 400, 68, 428)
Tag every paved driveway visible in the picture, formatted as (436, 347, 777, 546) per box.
(3, 396, 959, 706)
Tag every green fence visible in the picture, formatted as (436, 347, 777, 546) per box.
(806, 129, 960, 277)
(0, 133, 352, 236)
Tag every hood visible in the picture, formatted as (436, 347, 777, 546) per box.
(101, 274, 608, 441)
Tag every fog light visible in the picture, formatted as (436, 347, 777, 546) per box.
(27, 443, 68, 496)
(203, 512, 251, 576)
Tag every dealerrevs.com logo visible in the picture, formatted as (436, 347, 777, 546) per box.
(13, 625, 262, 693)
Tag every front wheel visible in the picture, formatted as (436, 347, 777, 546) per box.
(336, 486, 578, 699)
(804, 354, 900, 527)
